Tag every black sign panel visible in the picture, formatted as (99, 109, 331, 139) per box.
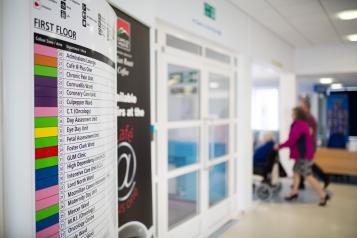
(111, 6, 153, 236)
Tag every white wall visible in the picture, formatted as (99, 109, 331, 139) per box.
(156, 0, 294, 72)
(108, 0, 156, 26)
(0, 0, 4, 234)
(156, 0, 249, 52)
(237, 55, 253, 210)
(3, 0, 34, 236)
(109, 0, 294, 72)
(279, 74, 297, 177)
(249, 19, 293, 71)
(295, 43, 357, 75)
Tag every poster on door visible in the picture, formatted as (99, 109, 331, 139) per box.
(32, 0, 117, 237)
(111, 5, 153, 238)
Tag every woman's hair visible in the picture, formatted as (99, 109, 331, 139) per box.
(300, 95, 311, 110)
(293, 106, 308, 121)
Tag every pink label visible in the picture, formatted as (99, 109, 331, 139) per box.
(35, 107, 58, 117)
(36, 194, 59, 211)
(34, 44, 58, 58)
(36, 185, 59, 201)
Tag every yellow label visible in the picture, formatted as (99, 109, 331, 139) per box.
(35, 127, 58, 138)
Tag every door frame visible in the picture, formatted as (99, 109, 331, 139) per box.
(154, 21, 240, 238)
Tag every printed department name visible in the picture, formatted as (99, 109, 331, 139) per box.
(66, 81, 93, 90)
(66, 176, 106, 205)
(66, 116, 98, 125)
(65, 89, 96, 98)
(65, 52, 96, 67)
(66, 161, 104, 179)
(64, 71, 93, 81)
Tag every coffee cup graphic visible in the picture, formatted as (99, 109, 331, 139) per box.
(118, 221, 148, 238)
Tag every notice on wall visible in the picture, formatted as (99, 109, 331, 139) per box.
(327, 94, 349, 135)
(32, 1, 117, 237)
(111, 6, 153, 238)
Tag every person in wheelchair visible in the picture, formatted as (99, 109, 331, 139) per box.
(253, 132, 286, 185)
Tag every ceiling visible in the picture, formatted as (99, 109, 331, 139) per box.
(230, 0, 357, 48)
(298, 72, 357, 87)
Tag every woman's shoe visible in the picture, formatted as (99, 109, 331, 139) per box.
(284, 193, 299, 201)
(319, 193, 331, 206)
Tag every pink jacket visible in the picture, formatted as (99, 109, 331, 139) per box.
(279, 120, 314, 160)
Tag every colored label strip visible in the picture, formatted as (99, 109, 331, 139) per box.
(36, 166, 58, 180)
(35, 176, 58, 191)
(35, 54, 58, 68)
(35, 76, 58, 88)
(36, 204, 59, 222)
(35, 156, 58, 170)
(34, 43, 59, 234)
(35, 87, 58, 98)
(36, 185, 59, 201)
(35, 137, 58, 149)
(35, 117, 58, 128)
(36, 194, 59, 211)
(36, 214, 59, 232)
(36, 223, 59, 238)
(35, 65, 57, 78)
(35, 127, 58, 138)
(35, 146, 58, 159)
(35, 97, 58, 107)
(34, 44, 58, 58)
(35, 107, 58, 117)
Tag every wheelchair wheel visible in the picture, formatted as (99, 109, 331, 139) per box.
(256, 183, 273, 201)
(272, 182, 282, 194)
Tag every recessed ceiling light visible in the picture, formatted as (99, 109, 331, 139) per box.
(331, 83, 343, 90)
(346, 34, 357, 42)
(337, 10, 357, 20)
(319, 77, 333, 84)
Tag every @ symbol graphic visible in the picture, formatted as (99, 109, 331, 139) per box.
(118, 141, 137, 202)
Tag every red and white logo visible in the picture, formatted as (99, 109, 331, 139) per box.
(117, 17, 131, 51)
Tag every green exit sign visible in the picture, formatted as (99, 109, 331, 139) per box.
(204, 2, 216, 20)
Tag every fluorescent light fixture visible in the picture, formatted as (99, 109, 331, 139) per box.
(331, 83, 343, 90)
(319, 77, 333, 84)
(337, 10, 357, 20)
(346, 34, 357, 42)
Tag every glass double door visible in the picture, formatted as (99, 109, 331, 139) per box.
(158, 53, 234, 238)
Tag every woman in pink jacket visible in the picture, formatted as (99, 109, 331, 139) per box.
(275, 107, 330, 206)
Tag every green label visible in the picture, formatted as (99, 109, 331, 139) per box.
(204, 2, 216, 20)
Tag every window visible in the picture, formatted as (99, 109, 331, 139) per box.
(251, 88, 279, 131)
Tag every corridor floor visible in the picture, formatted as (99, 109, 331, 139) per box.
(220, 182, 357, 238)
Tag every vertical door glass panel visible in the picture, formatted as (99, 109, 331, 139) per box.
(208, 73, 229, 119)
(209, 124, 229, 159)
(168, 64, 200, 121)
(168, 172, 198, 229)
(168, 127, 200, 170)
(209, 162, 228, 207)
